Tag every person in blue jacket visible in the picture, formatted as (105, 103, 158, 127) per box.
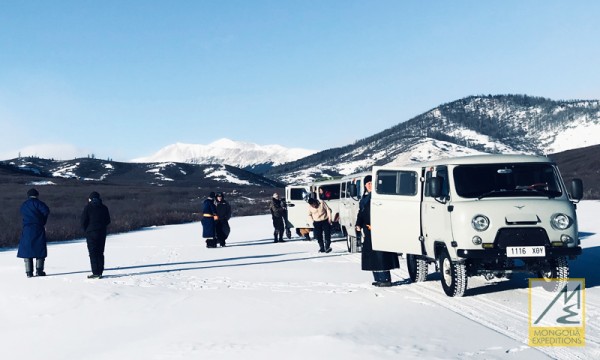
(17, 188, 50, 278)
(202, 192, 218, 248)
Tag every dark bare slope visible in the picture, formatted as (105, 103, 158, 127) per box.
(549, 144, 600, 199)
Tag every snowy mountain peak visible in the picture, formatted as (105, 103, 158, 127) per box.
(132, 138, 316, 170)
(209, 138, 242, 148)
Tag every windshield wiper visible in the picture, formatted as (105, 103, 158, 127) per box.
(477, 190, 508, 200)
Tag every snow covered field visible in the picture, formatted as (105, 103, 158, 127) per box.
(2, 201, 599, 359)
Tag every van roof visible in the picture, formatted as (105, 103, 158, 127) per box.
(340, 171, 372, 180)
(399, 154, 554, 168)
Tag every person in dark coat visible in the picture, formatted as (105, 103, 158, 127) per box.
(355, 175, 399, 287)
(215, 192, 232, 247)
(17, 188, 50, 278)
(269, 193, 287, 243)
(81, 191, 111, 279)
(202, 192, 218, 248)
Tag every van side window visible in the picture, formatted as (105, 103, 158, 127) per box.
(424, 166, 450, 198)
(318, 184, 340, 200)
(290, 188, 307, 201)
(436, 166, 450, 198)
(376, 170, 418, 195)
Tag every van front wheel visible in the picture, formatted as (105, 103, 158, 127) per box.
(537, 256, 569, 292)
(440, 251, 467, 297)
(407, 254, 428, 282)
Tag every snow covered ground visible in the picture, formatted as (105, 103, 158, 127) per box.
(2, 201, 600, 359)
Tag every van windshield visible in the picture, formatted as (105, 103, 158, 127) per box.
(453, 163, 563, 199)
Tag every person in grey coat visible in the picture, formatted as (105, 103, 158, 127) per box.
(81, 191, 111, 279)
(17, 188, 50, 278)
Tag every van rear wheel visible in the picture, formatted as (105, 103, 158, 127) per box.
(407, 254, 428, 282)
(440, 251, 467, 297)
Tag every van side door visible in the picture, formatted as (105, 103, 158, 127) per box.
(371, 167, 422, 254)
(285, 186, 311, 229)
(422, 166, 453, 255)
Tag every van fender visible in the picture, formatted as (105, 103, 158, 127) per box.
(433, 241, 459, 262)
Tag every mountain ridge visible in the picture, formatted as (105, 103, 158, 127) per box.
(0, 157, 283, 188)
(265, 94, 600, 183)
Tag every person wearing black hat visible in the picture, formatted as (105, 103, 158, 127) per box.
(355, 175, 400, 287)
(17, 188, 50, 278)
(202, 192, 218, 248)
(214, 192, 232, 247)
(269, 192, 287, 243)
(81, 191, 111, 279)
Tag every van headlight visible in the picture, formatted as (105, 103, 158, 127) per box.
(472, 215, 490, 231)
(551, 213, 571, 230)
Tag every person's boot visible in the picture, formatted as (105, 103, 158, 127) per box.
(273, 231, 279, 243)
(24, 258, 34, 278)
(35, 258, 46, 276)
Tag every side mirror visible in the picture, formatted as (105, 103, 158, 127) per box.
(570, 179, 583, 201)
(348, 183, 358, 197)
(428, 176, 442, 198)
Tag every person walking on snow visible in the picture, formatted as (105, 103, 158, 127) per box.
(307, 197, 332, 253)
(17, 188, 50, 278)
(81, 191, 111, 279)
(202, 192, 218, 248)
(215, 192, 232, 247)
(269, 193, 287, 243)
(355, 175, 399, 287)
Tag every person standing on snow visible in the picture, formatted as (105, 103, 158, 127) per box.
(215, 192, 232, 247)
(355, 175, 399, 287)
(17, 188, 50, 278)
(307, 197, 332, 253)
(81, 191, 111, 279)
(269, 193, 287, 243)
(202, 192, 218, 248)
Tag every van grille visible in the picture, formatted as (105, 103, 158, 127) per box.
(494, 227, 549, 249)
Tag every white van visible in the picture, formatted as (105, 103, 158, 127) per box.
(339, 171, 371, 252)
(370, 154, 583, 297)
(284, 179, 344, 239)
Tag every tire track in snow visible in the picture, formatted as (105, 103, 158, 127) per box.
(333, 243, 599, 360)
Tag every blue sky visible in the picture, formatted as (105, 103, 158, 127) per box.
(1, 0, 599, 161)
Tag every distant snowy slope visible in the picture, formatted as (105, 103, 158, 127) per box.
(132, 138, 316, 169)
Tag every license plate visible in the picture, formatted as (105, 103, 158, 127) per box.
(506, 246, 546, 257)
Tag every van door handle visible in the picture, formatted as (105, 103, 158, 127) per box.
(373, 202, 382, 206)
(288, 204, 295, 207)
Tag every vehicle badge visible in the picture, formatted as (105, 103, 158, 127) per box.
(515, 205, 525, 210)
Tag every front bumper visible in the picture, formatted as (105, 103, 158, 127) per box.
(457, 246, 582, 259)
